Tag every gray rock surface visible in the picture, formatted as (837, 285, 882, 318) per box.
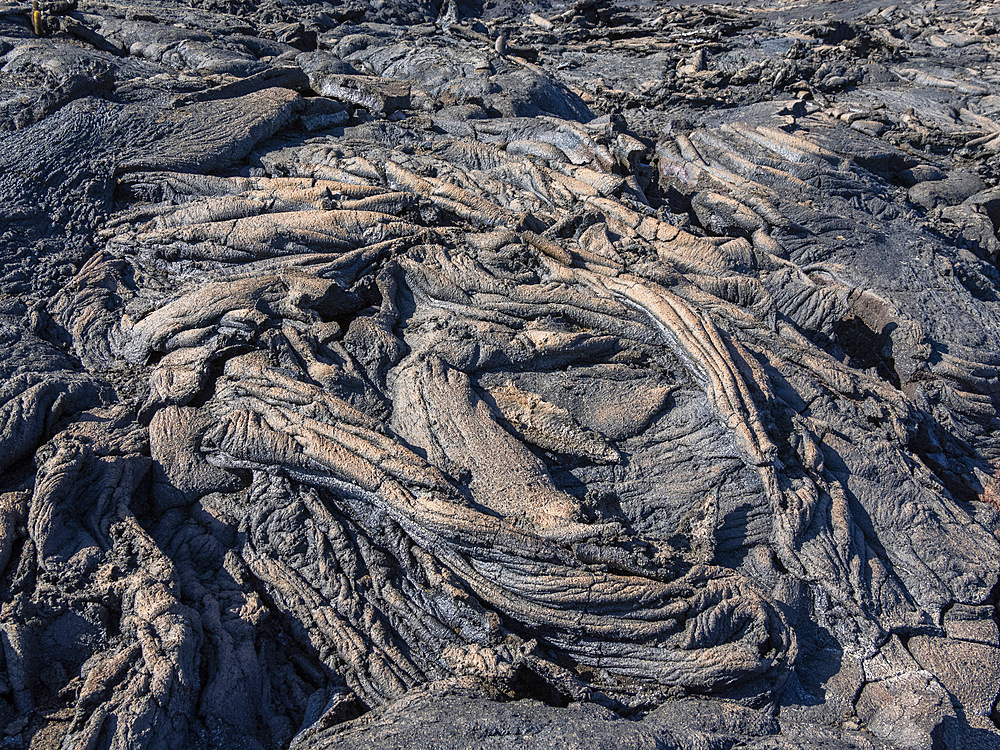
(0, 0, 999, 748)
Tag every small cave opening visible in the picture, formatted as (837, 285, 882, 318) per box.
(834, 316, 901, 390)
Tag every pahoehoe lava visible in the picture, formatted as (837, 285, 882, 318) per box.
(1, 0, 1000, 748)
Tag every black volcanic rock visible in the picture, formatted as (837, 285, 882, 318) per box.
(0, 0, 999, 749)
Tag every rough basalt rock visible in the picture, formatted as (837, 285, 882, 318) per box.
(1, 0, 999, 748)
